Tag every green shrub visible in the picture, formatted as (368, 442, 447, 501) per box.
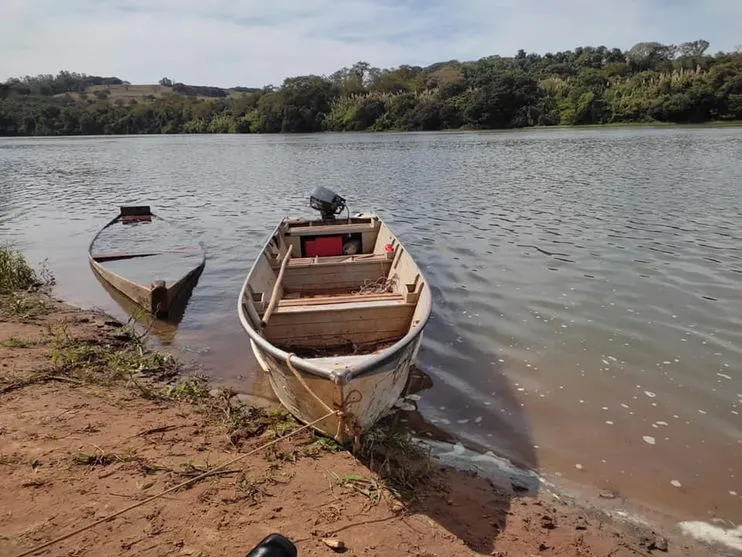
(0, 245, 40, 294)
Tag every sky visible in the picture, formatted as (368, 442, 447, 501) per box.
(1, 0, 740, 88)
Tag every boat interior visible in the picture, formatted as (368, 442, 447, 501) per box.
(90, 207, 204, 287)
(243, 215, 428, 357)
(89, 206, 206, 318)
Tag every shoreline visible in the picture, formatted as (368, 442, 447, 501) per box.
(0, 290, 730, 556)
(1, 120, 741, 139)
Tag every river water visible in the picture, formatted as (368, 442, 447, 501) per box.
(1, 128, 741, 526)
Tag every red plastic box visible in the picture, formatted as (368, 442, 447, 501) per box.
(304, 236, 344, 257)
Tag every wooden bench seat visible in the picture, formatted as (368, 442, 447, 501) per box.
(273, 296, 409, 315)
(284, 253, 391, 268)
(261, 296, 415, 349)
(279, 255, 393, 293)
(277, 292, 404, 308)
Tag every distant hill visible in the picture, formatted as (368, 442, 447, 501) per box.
(55, 83, 262, 103)
(1, 71, 260, 101)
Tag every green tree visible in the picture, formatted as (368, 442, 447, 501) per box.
(464, 71, 539, 128)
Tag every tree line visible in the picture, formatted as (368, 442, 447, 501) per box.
(1, 40, 740, 136)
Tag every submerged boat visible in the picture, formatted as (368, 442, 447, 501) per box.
(88, 206, 205, 318)
(237, 188, 432, 443)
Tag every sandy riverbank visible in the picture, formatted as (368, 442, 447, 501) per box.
(0, 291, 725, 557)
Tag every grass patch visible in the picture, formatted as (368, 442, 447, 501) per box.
(67, 449, 225, 488)
(0, 322, 179, 395)
(70, 445, 146, 468)
(356, 424, 434, 500)
(265, 444, 299, 464)
(265, 408, 299, 438)
(225, 404, 271, 443)
(0, 245, 41, 294)
(299, 436, 343, 458)
(153, 460, 243, 490)
(68, 448, 224, 485)
(231, 472, 269, 505)
(48, 324, 179, 390)
(1, 292, 49, 319)
(0, 337, 40, 348)
(162, 373, 210, 403)
(263, 428, 340, 464)
(331, 472, 382, 506)
(205, 387, 304, 448)
(117, 306, 158, 345)
(222, 396, 274, 445)
(71, 450, 121, 467)
(0, 247, 54, 318)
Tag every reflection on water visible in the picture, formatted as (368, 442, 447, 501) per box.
(89, 262, 203, 345)
(1, 128, 741, 524)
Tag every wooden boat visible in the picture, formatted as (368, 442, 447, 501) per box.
(237, 209, 432, 444)
(88, 206, 205, 318)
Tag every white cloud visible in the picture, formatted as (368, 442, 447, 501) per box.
(0, 0, 739, 87)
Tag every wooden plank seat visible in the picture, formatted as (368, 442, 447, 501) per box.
(284, 253, 391, 268)
(277, 292, 405, 308)
(278, 255, 393, 293)
(273, 295, 409, 314)
(261, 296, 416, 348)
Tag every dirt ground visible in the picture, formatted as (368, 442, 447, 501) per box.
(0, 295, 722, 557)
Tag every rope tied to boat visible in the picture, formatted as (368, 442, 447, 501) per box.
(355, 275, 398, 295)
(12, 409, 339, 557)
(337, 389, 364, 450)
(285, 353, 363, 442)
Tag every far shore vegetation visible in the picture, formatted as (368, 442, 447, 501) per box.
(1, 40, 741, 136)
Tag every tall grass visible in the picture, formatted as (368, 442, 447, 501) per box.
(0, 245, 40, 294)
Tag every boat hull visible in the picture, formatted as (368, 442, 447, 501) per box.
(88, 255, 204, 317)
(250, 334, 423, 443)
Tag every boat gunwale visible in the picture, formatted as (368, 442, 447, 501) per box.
(237, 215, 432, 383)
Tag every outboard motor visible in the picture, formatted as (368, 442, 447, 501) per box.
(309, 186, 346, 221)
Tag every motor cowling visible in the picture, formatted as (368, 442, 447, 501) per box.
(309, 187, 346, 221)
